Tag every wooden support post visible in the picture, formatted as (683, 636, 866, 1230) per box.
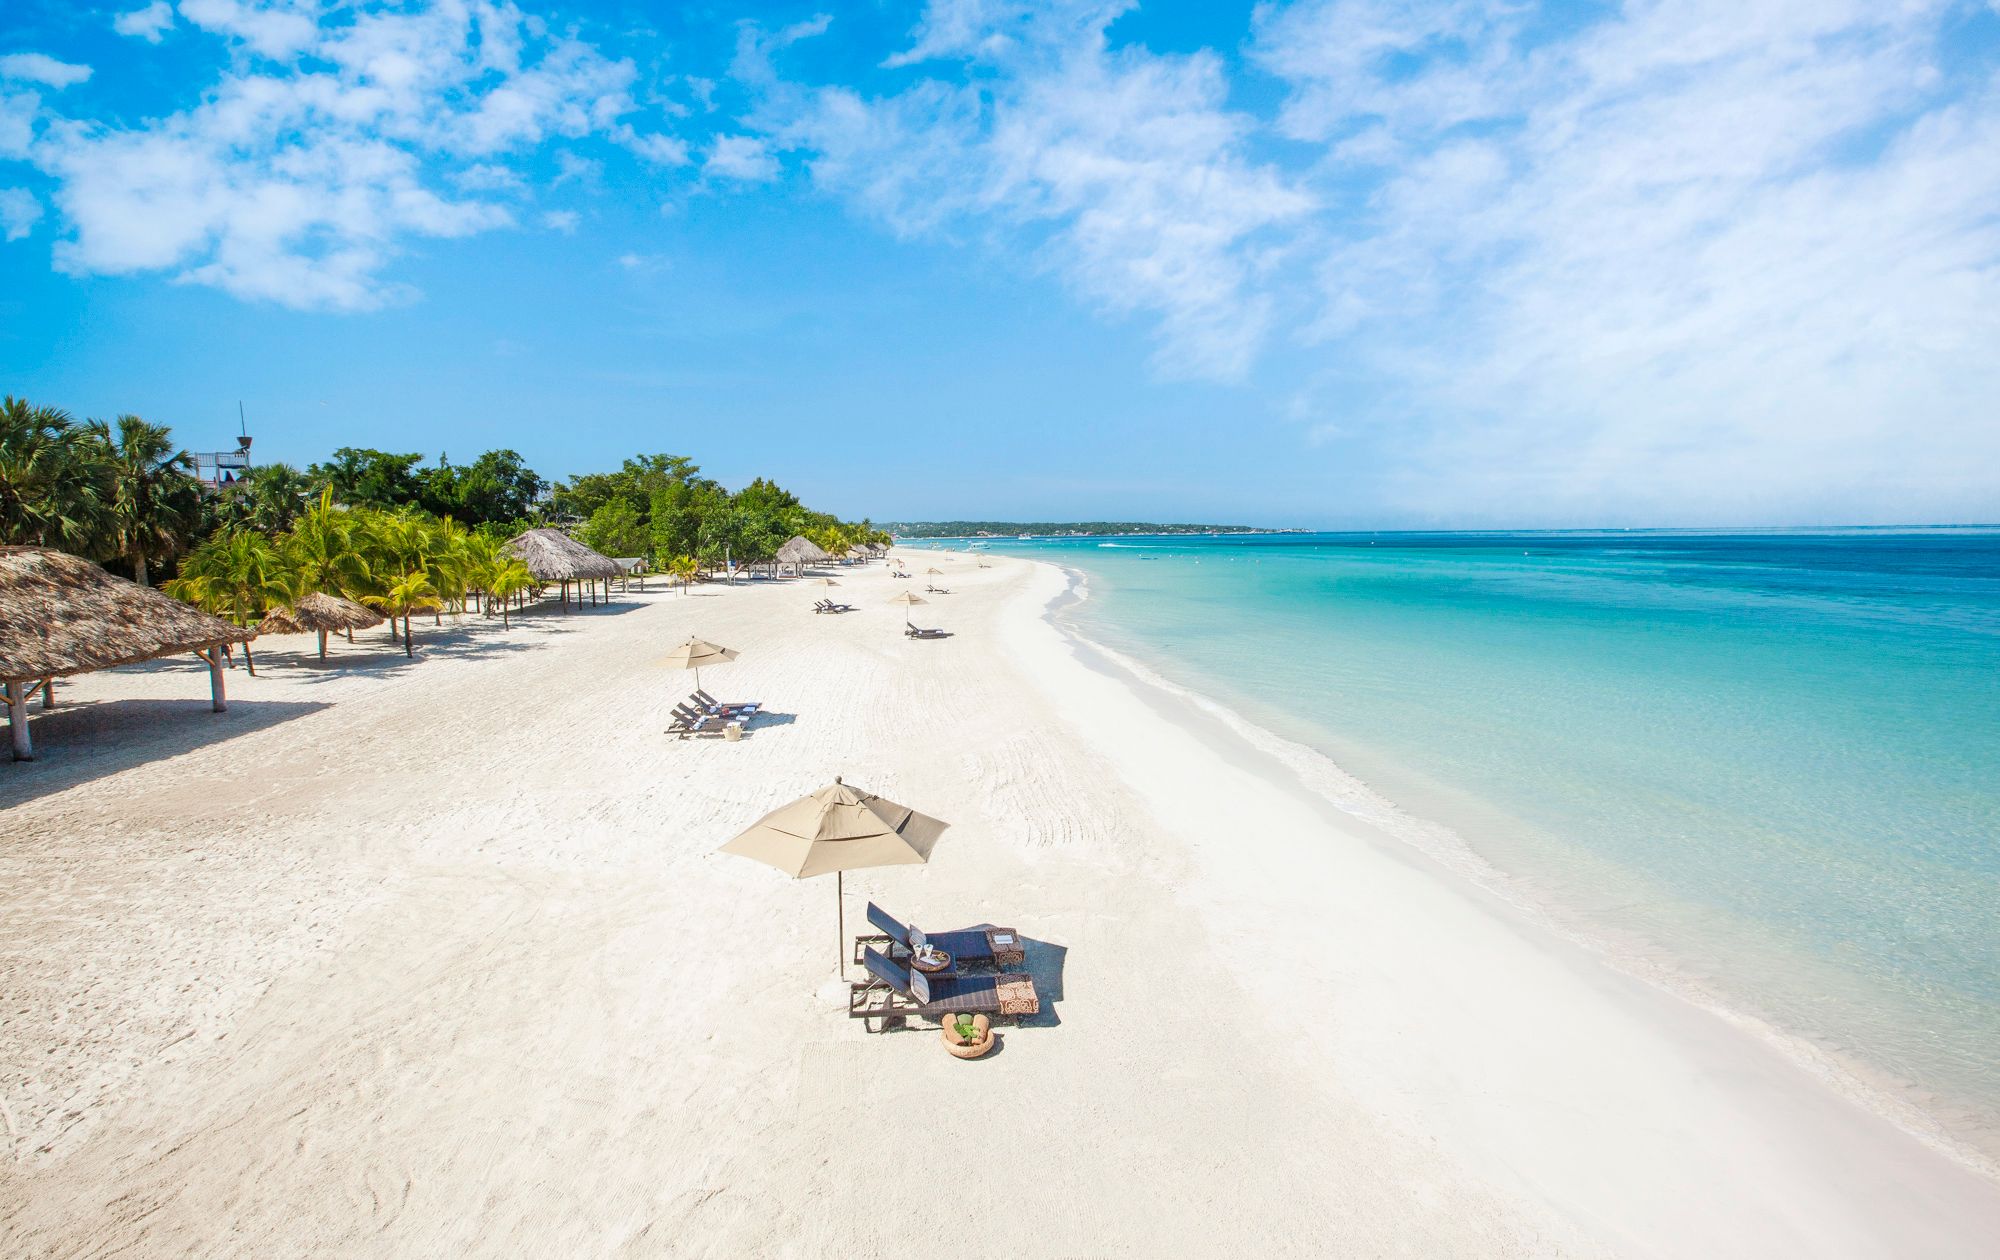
(207, 648, 227, 712)
(41, 677, 54, 710)
(7, 680, 31, 761)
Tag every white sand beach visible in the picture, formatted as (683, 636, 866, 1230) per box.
(4, 554, 1999, 1257)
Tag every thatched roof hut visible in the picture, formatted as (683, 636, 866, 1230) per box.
(292, 591, 384, 632)
(507, 529, 622, 580)
(775, 536, 833, 573)
(261, 592, 384, 660)
(505, 528, 620, 611)
(0, 546, 251, 760)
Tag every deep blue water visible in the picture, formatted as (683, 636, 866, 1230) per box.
(910, 529, 2000, 1147)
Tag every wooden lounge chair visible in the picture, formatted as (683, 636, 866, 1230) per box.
(693, 689, 759, 717)
(904, 626, 950, 639)
(666, 707, 726, 739)
(849, 947, 1039, 1033)
(852, 901, 1026, 970)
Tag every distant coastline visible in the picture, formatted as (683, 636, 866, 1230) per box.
(887, 521, 1295, 539)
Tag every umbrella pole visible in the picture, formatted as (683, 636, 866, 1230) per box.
(836, 871, 844, 976)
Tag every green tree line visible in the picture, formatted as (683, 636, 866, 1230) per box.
(2, 395, 889, 653)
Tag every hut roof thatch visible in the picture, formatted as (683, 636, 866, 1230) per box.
(505, 529, 622, 581)
(775, 535, 833, 565)
(289, 591, 384, 633)
(0, 546, 253, 681)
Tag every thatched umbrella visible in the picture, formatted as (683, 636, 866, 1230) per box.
(505, 528, 622, 612)
(262, 592, 383, 661)
(658, 637, 738, 690)
(0, 546, 253, 760)
(719, 776, 948, 972)
(887, 589, 926, 627)
(257, 607, 303, 636)
(774, 535, 832, 577)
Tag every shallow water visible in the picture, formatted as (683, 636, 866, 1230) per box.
(915, 530, 2000, 1154)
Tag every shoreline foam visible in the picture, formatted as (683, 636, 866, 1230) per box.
(1038, 559, 2000, 1183)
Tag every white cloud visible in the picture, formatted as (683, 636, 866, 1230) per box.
(113, 2, 177, 44)
(453, 162, 524, 192)
(0, 91, 37, 159)
(703, 134, 778, 182)
(18, 0, 689, 310)
(0, 187, 41, 240)
(0, 54, 93, 90)
(541, 208, 579, 232)
(178, 0, 321, 60)
(617, 128, 691, 165)
(1251, 0, 2000, 522)
(552, 150, 601, 185)
(752, 3, 1311, 379)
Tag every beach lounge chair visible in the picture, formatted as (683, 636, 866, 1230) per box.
(925, 585, 951, 594)
(852, 901, 1027, 970)
(666, 707, 726, 739)
(904, 626, 950, 639)
(693, 689, 759, 717)
(849, 947, 1039, 1033)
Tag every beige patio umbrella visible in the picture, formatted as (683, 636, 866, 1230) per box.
(719, 776, 948, 970)
(809, 577, 840, 587)
(924, 567, 945, 575)
(886, 589, 927, 626)
(658, 636, 737, 690)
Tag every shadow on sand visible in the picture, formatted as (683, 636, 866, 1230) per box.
(1, 598, 643, 796)
(1, 696, 332, 806)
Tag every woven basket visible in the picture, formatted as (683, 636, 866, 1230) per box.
(941, 1014, 994, 1059)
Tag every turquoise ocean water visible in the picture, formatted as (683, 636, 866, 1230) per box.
(909, 530, 2000, 1157)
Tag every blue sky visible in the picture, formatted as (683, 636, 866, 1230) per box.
(2, 1, 1998, 527)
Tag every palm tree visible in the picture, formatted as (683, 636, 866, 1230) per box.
(94, 414, 200, 585)
(371, 570, 439, 658)
(425, 516, 472, 622)
(0, 397, 113, 554)
(460, 532, 504, 616)
(286, 488, 372, 607)
(165, 529, 296, 675)
(487, 558, 534, 628)
(667, 553, 699, 593)
(240, 463, 313, 534)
